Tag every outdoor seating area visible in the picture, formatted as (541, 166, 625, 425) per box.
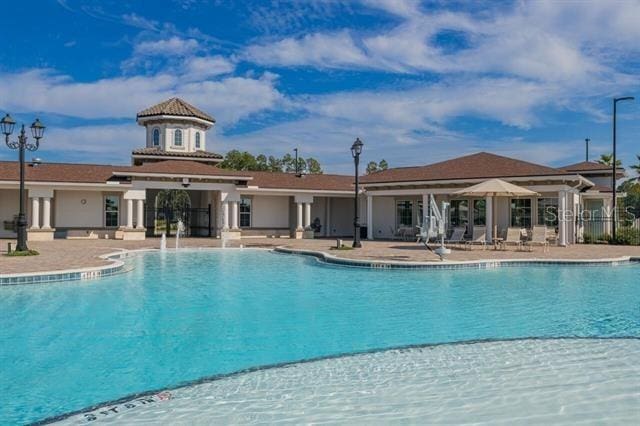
(402, 224, 557, 252)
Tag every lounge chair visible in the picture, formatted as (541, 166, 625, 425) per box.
(525, 225, 550, 252)
(503, 227, 524, 250)
(465, 226, 487, 250)
(445, 226, 467, 248)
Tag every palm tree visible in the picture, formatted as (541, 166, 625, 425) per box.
(631, 154, 640, 177)
(598, 153, 623, 167)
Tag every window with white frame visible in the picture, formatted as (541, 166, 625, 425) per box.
(473, 199, 486, 226)
(396, 200, 413, 227)
(174, 129, 183, 146)
(104, 195, 119, 227)
(195, 132, 201, 149)
(239, 197, 252, 227)
(152, 128, 160, 146)
(511, 198, 532, 228)
(537, 198, 558, 227)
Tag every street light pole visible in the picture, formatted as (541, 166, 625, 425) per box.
(2, 114, 46, 252)
(350, 138, 363, 248)
(612, 97, 634, 241)
(585, 138, 590, 162)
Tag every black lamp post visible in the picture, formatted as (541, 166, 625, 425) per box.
(612, 96, 634, 241)
(2, 114, 46, 252)
(350, 138, 363, 248)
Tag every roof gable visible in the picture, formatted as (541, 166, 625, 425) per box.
(361, 152, 571, 184)
(561, 161, 617, 172)
(136, 98, 215, 123)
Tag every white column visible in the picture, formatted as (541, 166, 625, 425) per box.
(296, 202, 303, 230)
(42, 197, 51, 229)
(231, 201, 239, 229)
(31, 197, 40, 229)
(325, 198, 332, 236)
(367, 195, 373, 240)
(304, 203, 312, 229)
(222, 201, 230, 229)
(421, 193, 429, 224)
(558, 190, 567, 246)
(136, 199, 145, 229)
(485, 195, 493, 242)
(126, 199, 134, 229)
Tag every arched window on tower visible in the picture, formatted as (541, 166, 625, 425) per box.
(174, 129, 183, 147)
(195, 132, 201, 149)
(152, 128, 160, 147)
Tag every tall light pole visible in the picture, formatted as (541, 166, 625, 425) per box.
(351, 138, 363, 248)
(293, 147, 302, 177)
(612, 96, 634, 241)
(585, 138, 590, 162)
(1, 114, 46, 252)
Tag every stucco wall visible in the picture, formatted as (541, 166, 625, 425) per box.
(329, 197, 354, 236)
(250, 195, 290, 228)
(310, 197, 326, 235)
(54, 191, 127, 228)
(371, 196, 395, 238)
(0, 189, 19, 238)
(495, 197, 510, 237)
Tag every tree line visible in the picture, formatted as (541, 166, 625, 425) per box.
(219, 150, 323, 174)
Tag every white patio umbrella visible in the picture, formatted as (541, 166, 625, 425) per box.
(453, 179, 540, 240)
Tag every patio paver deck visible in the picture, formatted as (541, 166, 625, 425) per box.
(1, 238, 639, 275)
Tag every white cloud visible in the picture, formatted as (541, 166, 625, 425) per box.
(133, 36, 200, 57)
(120, 13, 160, 31)
(0, 69, 282, 126)
(361, 0, 421, 18)
(183, 56, 236, 80)
(302, 77, 555, 129)
(243, 1, 639, 85)
(244, 31, 370, 69)
(0, 124, 145, 164)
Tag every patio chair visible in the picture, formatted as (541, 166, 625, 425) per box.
(465, 226, 487, 250)
(416, 225, 428, 244)
(503, 227, 524, 251)
(389, 226, 403, 240)
(445, 226, 467, 248)
(525, 225, 550, 252)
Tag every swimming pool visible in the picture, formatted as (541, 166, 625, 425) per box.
(1, 249, 639, 424)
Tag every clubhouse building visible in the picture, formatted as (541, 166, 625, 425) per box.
(0, 98, 622, 246)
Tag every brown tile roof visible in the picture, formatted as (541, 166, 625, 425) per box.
(136, 98, 215, 123)
(114, 160, 251, 179)
(132, 147, 223, 159)
(361, 152, 573, 184)
(0, 161, 119, 184)
(561, 161, 616, 172)
(245, 171, 354, 191)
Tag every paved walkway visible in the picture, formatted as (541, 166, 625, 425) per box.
(1, 237, 640, 275)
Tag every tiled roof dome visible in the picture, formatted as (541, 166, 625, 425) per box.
(136, 98, 215, 123)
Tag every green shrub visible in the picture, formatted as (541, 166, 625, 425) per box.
(611, 227, 640, 245)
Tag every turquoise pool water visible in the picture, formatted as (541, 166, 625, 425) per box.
(1, 250, 639, 424)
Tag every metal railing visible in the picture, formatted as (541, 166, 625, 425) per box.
(145, 206, 213, 237)
(578, 208, 640, 245)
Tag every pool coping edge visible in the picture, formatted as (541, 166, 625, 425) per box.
(274, 246, 640, 269)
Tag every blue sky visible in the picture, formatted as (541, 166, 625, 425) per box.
(0, 0, 639, 174)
